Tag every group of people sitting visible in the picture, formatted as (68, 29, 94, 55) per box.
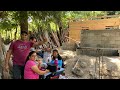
(24, 49, 64, 79)
(4, 31, 65, 79)
(24, 47, 65, 79)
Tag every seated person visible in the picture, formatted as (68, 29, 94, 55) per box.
(50, 49, 64, 70)
(36, 45, 44, 58)
(43, 48, 52, 63)
(49, 49, 65, 77)
(24, 51, 49, 79)
(35, 56, 48, 79)
(29, 36, 44, 58)
(29, 36, 37, 51)
(43, 49, 65, 79)
(35, 56, 44, 69)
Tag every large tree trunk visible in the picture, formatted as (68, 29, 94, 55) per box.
(51, 31, 60, 47)
(0, 34, 5, 79)
(19, 11, 28, 33)
(14, 27, 17, 40)
(10, 31, 12, 40)
(57, 22, 63, 46)
(44, 30, 50, 43)
(0, 34, 4, 61)
(57, 30, 61, 45)
(5, 30, 7, 39)
(2, 30, 4, 37)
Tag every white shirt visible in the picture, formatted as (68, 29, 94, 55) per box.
(43, 52, 52, 63)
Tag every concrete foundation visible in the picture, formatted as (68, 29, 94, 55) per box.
(79, 30, 120, 56)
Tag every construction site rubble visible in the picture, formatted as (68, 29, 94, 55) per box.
(59, 49, 120, 79)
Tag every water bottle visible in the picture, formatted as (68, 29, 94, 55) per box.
(54, 58, 58, 70)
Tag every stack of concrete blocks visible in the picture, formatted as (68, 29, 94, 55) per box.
(78, 30, 120, 56)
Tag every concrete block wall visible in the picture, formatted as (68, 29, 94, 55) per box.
(81, 30, 120, 48)
(68, 18, 120, 44)
(80, 30, 120, 56)
(61, 42, 76, 51)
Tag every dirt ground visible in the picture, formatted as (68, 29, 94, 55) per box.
(59, 48, 120, 79)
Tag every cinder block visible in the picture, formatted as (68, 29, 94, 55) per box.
(109, 33, 116, 37)
(110, 44, 117, 48)
(83, 44, 90, 47)
(94, 40, 101, 44)
(92, 44, 98, 47)
(102, 33, 110, 37)
(115, 40, 120, 45)
(94, 32, 101, 35)
(115, 37, 120, 40)
(88, 33, 94, 36)
(109, 40, 115, 44)
(104, 44, 111, 48)
(101, 37, 107, 41)
(96, 44, 103, 48)
(115, 32, 120, 36)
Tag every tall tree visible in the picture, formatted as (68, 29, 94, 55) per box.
(19, 11, 28, 33)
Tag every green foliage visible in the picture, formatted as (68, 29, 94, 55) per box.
(1, 11, 117, 41)
(0, 11, 18, 31)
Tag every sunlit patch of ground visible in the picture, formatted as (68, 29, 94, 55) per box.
(59, 49, 120, 79)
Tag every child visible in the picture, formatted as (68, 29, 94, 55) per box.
(51, 49, 63, 70)
(35, 56, 43, 68)
(43, 48, 52, 63)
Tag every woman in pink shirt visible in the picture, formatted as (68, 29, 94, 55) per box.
(24, 51, 49, 79)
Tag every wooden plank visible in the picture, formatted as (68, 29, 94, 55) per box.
(44, 30, 50, 43)
(39, 34, 43, 41)
(51, 31, 60, 47)
(54, 32, 60, 46)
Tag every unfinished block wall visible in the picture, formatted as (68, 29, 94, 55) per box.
(80, 30, 120, 56)
(80, 30, 120, 48)
(68, 18, 120, 44)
